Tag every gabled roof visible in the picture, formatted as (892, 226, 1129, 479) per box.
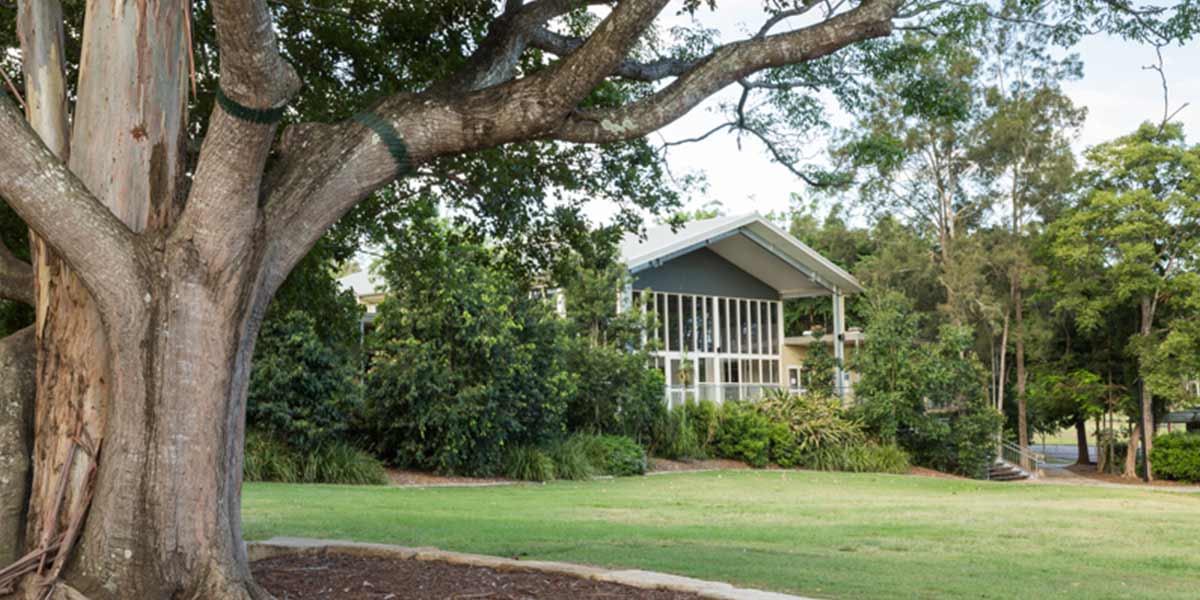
(620, 213, 864, 296)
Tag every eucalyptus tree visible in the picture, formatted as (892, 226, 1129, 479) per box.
(0, 0, 1195, 598)
(970, 10, 1084, 461)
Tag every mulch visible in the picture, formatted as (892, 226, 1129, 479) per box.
(908, 466, 970, 480)
(1064, 463, 1196, 487)
(647, 457, 751, 472)
(252, 553, 708, 600)
(385, 469, 512, 487)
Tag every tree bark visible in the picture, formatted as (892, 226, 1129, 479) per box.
(1014, 280, 1029, 470)
(1074, 417, 1092, 465)
(0, 327, 35, 568)
(1138, 296, 1154, 482)
(1123, 421, 1142, 479)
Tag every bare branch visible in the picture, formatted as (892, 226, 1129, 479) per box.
(528, 28, 697, 81)
(0, 241, 32, 305)
(1143, 44, 1189, 133)
(553, 0, 900, 144)
(0, 94, 143, 310)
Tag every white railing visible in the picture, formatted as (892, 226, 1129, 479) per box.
(666, 383, 787, 409)
(999, 440, 1045, 475)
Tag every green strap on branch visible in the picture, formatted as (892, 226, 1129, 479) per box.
(353, 111, 411, 176)
(216, 87, 287, 124)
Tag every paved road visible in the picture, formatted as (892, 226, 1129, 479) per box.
(1034, 443, 1095, 464)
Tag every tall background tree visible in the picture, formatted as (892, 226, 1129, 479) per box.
(1048, 122, 1200, 480)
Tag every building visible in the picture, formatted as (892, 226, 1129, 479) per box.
(619, 213, 863, 407)
(338, 213, 864, 407)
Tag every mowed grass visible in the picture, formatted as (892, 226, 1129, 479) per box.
(243, 470, 1200, 600)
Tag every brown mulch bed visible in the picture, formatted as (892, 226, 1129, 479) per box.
(385, 469, 512, 487)
(1064, 464, 1196, 488)
(648, 457, 751, 472)
(908, 466, 970, 480)
(252, 553, 707, 600)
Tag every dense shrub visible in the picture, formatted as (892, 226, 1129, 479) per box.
(579, 434, 647, 476)
(715, 402, 773, 467)
(852, 293, 1002, 478)
(803, 442, 910, 473)
(1151, 433, 1200, 482)
(707, 392, 911, 473)
(651, 401, 711, 460)
(548, 436, 597, 480)
(244, 430, 387, 485)
(758, 389, 865, 463)
(248, 311, 362, 449)
(504, 445, 558, 482)
(561, 260, 666, 443)
(365, 220, 572, 476)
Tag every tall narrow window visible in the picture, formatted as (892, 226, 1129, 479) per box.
(657, 293, 667, 349)
(682, 295, 694, 352)
(738, 300, 748, 353)
(704, 297, 714, 352)
(749, 300, 760, 354)
(718, 299, 729, 353)
(759, 302, 769, 355)
(771, 302, 780, 355)
(667, 294, 679, 352)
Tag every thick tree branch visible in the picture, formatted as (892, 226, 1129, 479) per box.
(435, 0, 606, 93)
(528, 28, 697, 81)
(554, 0, 900, 143)
(177, 0, 301, 268)
(0, 242, 32, 305)
(209, 0, 300, 103)
(0, 95, 144, 310)
(261, 0, 670, 293)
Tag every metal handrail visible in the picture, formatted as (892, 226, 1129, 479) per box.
(1000, 440, 1045, 473)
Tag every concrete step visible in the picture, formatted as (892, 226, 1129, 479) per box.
(989, 459, 1033, 481)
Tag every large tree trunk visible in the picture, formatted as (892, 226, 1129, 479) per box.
(1123, 421, 1142, 479)
(12, 2, 269, 598)
(0, 327, 35, 568)
(1074, 417, 1092, 465)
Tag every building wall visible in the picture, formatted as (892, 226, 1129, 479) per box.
(633, 247, 778, 300)
(781, 339, 862, 402)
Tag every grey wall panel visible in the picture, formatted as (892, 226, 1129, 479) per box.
(632, 247, 778, 299)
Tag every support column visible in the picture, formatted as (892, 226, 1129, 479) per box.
(832, 289, 846, 398)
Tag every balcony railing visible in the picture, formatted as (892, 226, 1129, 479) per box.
(666, 383, 791, 409)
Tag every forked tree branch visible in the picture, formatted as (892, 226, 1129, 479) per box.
(261, 0, 671, 290)
(436, 0, 611, 93)
(0, 95, 144, 310)
(554, 0, 900, 143)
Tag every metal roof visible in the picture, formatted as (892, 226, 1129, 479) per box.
(1163, 407, 1200, 424)
(620, 213, 864, 296)
(337, 269, 384, 298)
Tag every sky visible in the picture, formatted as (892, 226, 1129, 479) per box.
(584, 4, 1200, 226)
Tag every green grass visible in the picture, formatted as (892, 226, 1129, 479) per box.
(243, 470, 1200, 600)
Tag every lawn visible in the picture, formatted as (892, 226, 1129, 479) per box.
(243, 471, 1200, 600)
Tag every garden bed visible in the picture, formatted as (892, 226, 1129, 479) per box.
(252, 553, 707, 599)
